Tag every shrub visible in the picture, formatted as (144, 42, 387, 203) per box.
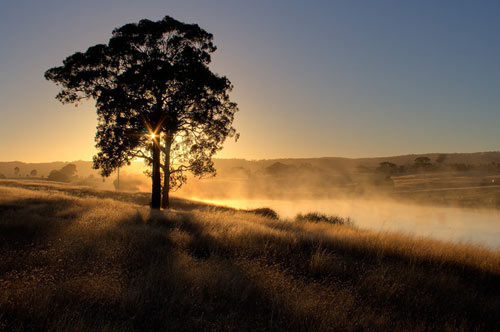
(47, 170, 70, 182)
(295, 212, 352, 225)
(246, 207, 280, 220)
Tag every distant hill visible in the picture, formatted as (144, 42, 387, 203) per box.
(213, 151, 500, 174)
(355, 151, 500, 167)
(2, 152, 499, 179)
(0, 160, 97, 178)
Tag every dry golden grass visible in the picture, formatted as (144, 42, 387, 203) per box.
(1, 180, 499, 331)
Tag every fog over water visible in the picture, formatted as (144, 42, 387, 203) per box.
(192, 197, 500, 251)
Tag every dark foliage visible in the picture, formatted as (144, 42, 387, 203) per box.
(296, 212, 352, 225)
(45, 15, 238, 208)
(376, 162, 398, 175)
(47, 164, 77, 183)
(246, 207, 280, 220)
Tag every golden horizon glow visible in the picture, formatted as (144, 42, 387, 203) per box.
(1, 2, 499, 164)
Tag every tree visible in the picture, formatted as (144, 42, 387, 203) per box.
(60, 164, 77, 178)
(45, 15, 238, 209)
(47, 164, 77, 183)
(47, 170, 69, 182)
(376, 162, 398, 175)
(14, 167, 20, 177)
(436, 154, 447, 166)
(414, 156, 431, 166)
(30, 169, 38, 177)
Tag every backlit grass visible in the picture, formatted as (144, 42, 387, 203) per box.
(0, 180, 499, 331)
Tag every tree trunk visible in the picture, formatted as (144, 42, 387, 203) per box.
(151, 136, 161, 209)
(161, 133, 173, 209)
(116, 167, 120, 191)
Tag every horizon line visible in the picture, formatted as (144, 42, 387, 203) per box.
(2, 150, 500, 164)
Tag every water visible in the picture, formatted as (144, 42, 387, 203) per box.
(194, 197, 500, 251)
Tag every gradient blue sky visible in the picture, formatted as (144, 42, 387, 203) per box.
(1, 0, 499, 162)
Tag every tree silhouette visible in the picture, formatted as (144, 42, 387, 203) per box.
(376, 162, 398, 175)
(45, 16, 238, 209)
(436, 154, 447, 165)
(14, 167, 20, 177)
(414, 156, 431, 166)
(47, 170, 69, 182)
(46, 164, 77, 183)
(30, 169, 37, 177)
(60, 164, 77, 178)
(414, 156, 432, 171)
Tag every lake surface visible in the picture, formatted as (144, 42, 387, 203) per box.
(194, 197, 500, 251)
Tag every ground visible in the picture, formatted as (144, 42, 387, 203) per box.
(0, 180, 499, 331)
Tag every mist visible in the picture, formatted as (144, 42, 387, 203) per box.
(195, 197, 500, 250)
(5, 154, 499, 249)
(89, 156, 500, 250)
(172, 156, 500, 250)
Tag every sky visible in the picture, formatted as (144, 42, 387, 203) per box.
(0, 0, 499, 162)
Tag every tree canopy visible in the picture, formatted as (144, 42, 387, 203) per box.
(376, 162, 398, 175)
(436, 154, 447, 165)
(414, 156, 431, 166)
(45, 15, 238, 208)
(47, 164, 77, 183)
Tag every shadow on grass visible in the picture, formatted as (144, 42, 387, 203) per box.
(0, 199, 357, 331)
(0, 196, 84, 248)
(167, 212, 500, 331)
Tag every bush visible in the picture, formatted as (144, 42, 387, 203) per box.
(47, 170, 70, 182)
(47, 164, 78, 183)
(295, 212, 352, 225)
(246, 207, 280, 220)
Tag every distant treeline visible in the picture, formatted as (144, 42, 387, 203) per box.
(0, 163, 83, 183)
(369, 154, 500, 176)
(0, 167, 40, 179)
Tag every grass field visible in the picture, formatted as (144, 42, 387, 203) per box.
(391, 172, 500, 209)
(1, 180, 499, 331)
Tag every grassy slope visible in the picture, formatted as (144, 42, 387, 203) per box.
(0, 181, 499, 332)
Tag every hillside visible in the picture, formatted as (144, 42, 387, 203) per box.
(212, 151, 500, 173)
(1, 180, 499, 331)
(3, 152, 500, 205)
(2, 151, 499, 179)
(0, 161, 97, 179)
